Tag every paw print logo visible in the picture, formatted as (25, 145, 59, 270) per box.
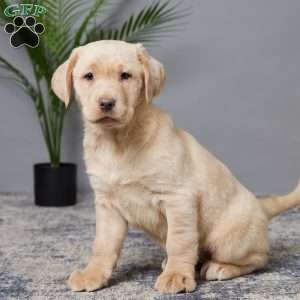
(4, 16, 44, 48)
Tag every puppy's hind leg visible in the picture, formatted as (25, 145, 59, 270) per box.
(200, 253, 267, 281)
(201, 210, 268, 280)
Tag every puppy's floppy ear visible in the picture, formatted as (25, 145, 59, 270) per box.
(51, 49, 79, 107)
(136, 43, 166, 102)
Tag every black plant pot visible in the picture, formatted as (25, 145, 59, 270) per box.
(34, 163, 77, 206)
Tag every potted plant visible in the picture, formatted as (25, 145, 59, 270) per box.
(0, 0, 188, 206)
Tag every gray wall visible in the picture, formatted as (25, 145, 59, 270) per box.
(0, 0, 300, 195)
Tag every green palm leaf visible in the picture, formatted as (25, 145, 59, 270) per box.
(85, 1, 189, 45)
(0, 55, 56, 160)
(73, 0, 106, 47)
(0, 0, 10, 25)
(0, 56, 39, 110)
(42, 0, 75, 65)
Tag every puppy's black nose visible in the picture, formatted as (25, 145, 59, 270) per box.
(100, 99, 116, 112)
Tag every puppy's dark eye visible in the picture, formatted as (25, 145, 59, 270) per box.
(83, 72, 94, 81)
(120, 72, 132, 80)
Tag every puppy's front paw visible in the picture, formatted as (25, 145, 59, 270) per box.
(154, 272, 196, 294)
(68, 269, 108, 292)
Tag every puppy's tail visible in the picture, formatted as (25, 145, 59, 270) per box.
(260, 179, 300, 219)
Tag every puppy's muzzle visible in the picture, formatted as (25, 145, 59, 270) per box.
(99, 98, 116, 113)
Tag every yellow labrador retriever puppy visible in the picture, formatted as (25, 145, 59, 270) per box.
(51, 40, 300, 294)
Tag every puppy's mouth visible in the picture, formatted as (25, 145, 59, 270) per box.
(90, 116, 122, 127)
(98, 116, 119, 123)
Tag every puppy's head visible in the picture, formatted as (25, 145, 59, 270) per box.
(51, 40, 165, 129)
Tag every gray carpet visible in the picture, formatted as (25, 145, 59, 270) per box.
(1, 194, 300, 300)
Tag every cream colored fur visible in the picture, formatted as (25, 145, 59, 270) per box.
(51, 40, 300, 294)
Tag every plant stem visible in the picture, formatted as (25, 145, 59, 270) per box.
(31, 63, 56, 164)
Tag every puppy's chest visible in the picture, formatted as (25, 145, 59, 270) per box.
(85, 146, 167, 228)
(85, 142, 170, 191)
(86, 149, 146, 188)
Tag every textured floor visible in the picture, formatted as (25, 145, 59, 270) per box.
(0, 194, 300, 300)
